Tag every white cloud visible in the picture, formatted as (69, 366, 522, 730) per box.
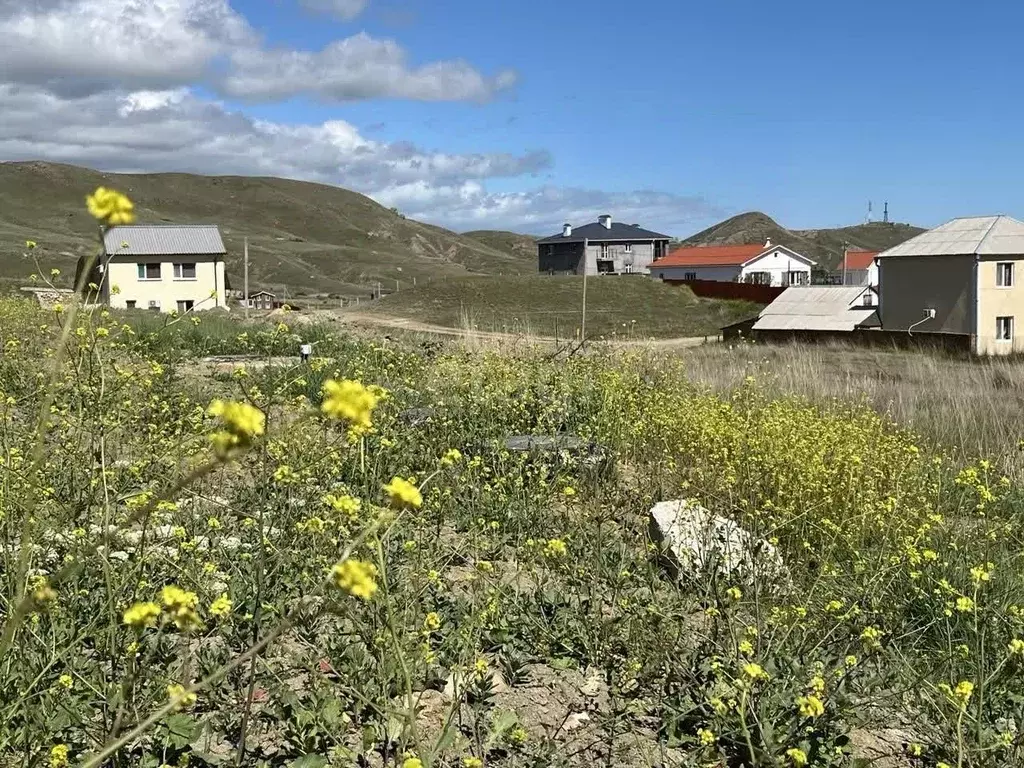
(0, 0, 253, 94)
(0, 83, 714, 232)
(298, 0, 368, 20)
(222, 33, 517, 102)
(0, 0, 515, 103)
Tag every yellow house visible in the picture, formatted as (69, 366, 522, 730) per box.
(95, 225, 228, 313)
(878, 215, 1024, 355)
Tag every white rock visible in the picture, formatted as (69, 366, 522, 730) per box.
(649, 499, 787, 585)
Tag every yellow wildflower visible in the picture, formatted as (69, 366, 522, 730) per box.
(160, 585, 200, 630)
(697, 727, 716, 746)
(786, 747, 808, 767)
(50, 744, 70, 768)
(167, 683, 197, 710)
(424, 611, 441, 631)
(86, 186, 135, 225)
(474, 657, 489, 680)
(463, 758, 483, 768)
(726, 586, 742, 601)
(331, 559, 378, 600)
(209, 594, 232, 618)
(57, 674, 73, 690)
(1008, 638, 1024, 656)
(402, 759, 423, 768)
(25, 240, 37, 249)
(441, 448, 463, 466)
(738, 640, 754, 655)
(543, 538, 567, 558)
(742, 662, 768, 681)
(955, 596, 975, 613)
(123, 601, 161, 629)
(860, 625, 882, 650)
(320, 379, 380, 429)
(953, 680, 974, 707)
(796, 694, 825, 718)
(207, 399, 265, 456)
(508, 726, 528, 745)
(383, 477, 422, 510)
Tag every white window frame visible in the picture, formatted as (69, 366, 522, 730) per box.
(137, 263, 161, 281)
(997, 316, 1014, 342)
(125, 300, 137, 309)
(684, 272, 697, 281)
(173, 262, 197, 280)
(624, 243, 633, 252)
(176, 299, 195, 313)
(997, 262, 1014, 288)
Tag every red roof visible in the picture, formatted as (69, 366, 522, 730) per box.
(655, 243, 767, 268)
(840, 250, 879, 270)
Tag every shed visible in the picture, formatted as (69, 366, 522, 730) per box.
(753, 286, 879, 334)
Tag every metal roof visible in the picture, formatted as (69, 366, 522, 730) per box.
(878, 216, 1024, 258)
(104, 225, 226, 256)
(752, 286, 878, 332)
(537, 221, 670, 244)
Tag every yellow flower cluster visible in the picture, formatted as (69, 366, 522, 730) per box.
(384, 477, 422, 510)
(331, 559, 378, 600)
(160, 585, 200, 630)
(207, 399, 266, 457)
(86, 186, 135, 225)
(167, 683, 197, 711)
(123, 601, 161, 629)
(321, 379, 380, 429)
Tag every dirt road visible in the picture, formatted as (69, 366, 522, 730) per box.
(324, 311, 719, 350)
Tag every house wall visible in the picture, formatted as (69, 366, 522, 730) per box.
(977, 256, 1024, 355)
(878, 255, 974, 336)
(538, 241, 585, 273)
(652, 265, 742, 282)
(739, 249, 812, 286)
(103, 254, 226, 312)
(841, 263, 879, 287)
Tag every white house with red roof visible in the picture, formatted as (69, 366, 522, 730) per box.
(651, 239, 816, 287)
(839, 249, 879, 288)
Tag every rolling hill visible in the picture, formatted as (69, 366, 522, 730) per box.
(682, 212, 925, 270)
(0, 161, 534, 296)
(461, 230, 538, 262)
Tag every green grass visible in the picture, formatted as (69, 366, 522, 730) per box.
(0, 161, 534, 298)
(354, 274, 761, 339)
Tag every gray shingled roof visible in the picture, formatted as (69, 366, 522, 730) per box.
(753, 286, 878, 332)
(878, 216, 1024, 258)
(537, 221, 670, 244)
(104, 225, 226, 256)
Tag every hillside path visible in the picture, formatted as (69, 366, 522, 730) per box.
(319, 311, 718, 349)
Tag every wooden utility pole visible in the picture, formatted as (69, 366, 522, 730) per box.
(841, 242, 848, 286)
(581, 237, 589, 344)
(243, 237, 249, 319)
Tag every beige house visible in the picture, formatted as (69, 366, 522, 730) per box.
(93, 225, 228, 313)
(878, 216, 1024, 355)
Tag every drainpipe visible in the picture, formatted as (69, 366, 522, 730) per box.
(973, 256, 980, 354)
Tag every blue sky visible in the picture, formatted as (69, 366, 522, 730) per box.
(2, 0, 1023, 235)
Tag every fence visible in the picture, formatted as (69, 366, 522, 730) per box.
(664, 279, 785, 304)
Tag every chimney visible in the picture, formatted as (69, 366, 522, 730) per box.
(562, 223, 572, 237)
(764, 237, 772, 247)
(598, 214, 612, 229)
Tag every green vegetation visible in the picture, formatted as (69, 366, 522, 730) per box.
(5, 291, 1024, 767)
(0, 161, 533, 298)
(352, 274, 760, 339)
(683, 211, 925, 269)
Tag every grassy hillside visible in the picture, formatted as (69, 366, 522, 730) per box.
(0, 161, 530, 296)
(683, 211, 925, 269)
(462, 230, 538, 264)
(353, 274, 760, 339)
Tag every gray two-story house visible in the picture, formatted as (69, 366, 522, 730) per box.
(537, 215, 671, 275)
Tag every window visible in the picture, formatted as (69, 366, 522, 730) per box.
(600, 244, 609, 258)
(624, 243, 633, 252)
(173, 263, 197, 280)
(147, 300, 160, 311)
(997, 316, 1014, 342)
(997, 262, 1014, 287)
(684, 272, 697, 281)
(785, 271, 809, 286)
(176, 300, 195, 313)
(623, 263, 633, 274)
(125, 300, 137, 309)
(745, 271, 771, 285)
(137, 263, 161, 280)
